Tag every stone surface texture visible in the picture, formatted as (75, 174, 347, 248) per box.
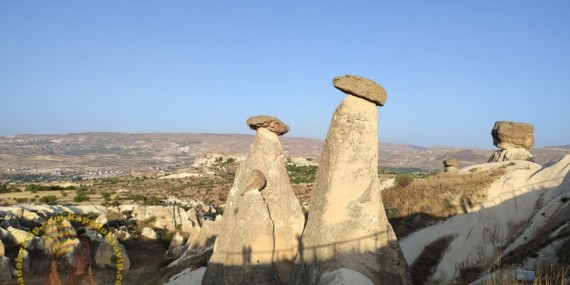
(289, 94, 411, 285)
(203, 127, 304, 284)
(492, 121, 534, 150)
(333, 75, 387, 106)
(247, 115, 290, 136)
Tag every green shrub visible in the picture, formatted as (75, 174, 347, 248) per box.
(39, 195, 58, 204)
(395, 173, 415, 187)
(73, 191, 90, 202)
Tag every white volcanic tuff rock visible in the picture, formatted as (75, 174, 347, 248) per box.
(131, 205, 194, 233)
(289, 95, 411, 285)
(141, 227, 158, 240)
(400, 156, 570, 284)
(95, 238, 130, 270)
(203, 127, 305, 284)
(165, 267, 207, 285)
(165, 232, 185, 259)
(7, 226, 28, 245)
(488, 148, 534, 162)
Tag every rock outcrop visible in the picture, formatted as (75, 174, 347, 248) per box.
(131, 205, 194, 233)
(95, 238, 130, 270)
(489, 121, 535, 162)
(443, 159, 459, 173)
(488, 147, 534, 162)
(400, 156, 570, 284)
(203, 116, 304, 284)
(289, 76, 411, 284)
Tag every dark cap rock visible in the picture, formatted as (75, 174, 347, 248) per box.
(246, 115, 289, 136)
(492, 121, 534, 150)
(333, 75, 387, 106)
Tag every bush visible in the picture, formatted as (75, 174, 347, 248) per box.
(395, 173, 415, 187)
(0, 183, 9, 193)
(39, 195, 58, 204)
(74, 191, 90, 203)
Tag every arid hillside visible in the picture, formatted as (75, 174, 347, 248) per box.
(1, 133, 568, 182)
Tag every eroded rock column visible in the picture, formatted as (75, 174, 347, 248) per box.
(289, 75, 411, 285)
(203, 116, 304, 285)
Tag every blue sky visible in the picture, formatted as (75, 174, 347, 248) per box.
(1, 1, 569, 148)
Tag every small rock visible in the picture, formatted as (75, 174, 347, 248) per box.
(0, 241, 4, 257)
(164, 232, 185, 259)
(141, 227, 158, 241)
(246, 115, 290, 135)
(333, 75, 387, 106)
(95, 214, 108, 225)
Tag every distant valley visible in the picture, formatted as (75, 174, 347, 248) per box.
(0, 132, 568, 182)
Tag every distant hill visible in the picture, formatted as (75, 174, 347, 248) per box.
(0, 133, 568, 180)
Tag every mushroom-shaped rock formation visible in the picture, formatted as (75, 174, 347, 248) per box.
(247, 115, 290, 136)
(489, 121, 535, 163)
(492, 121, 534, 150)
(289, 76, 411, 285)
(332, 75, 387, 106)
(443, 159, 459, 173)
(203, 116, 304, 284)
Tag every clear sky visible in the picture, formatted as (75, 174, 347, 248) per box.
(1, 1, 569, 148)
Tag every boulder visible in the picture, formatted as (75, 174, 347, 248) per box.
(445, 167, 459, 173)
(95, 214, 108, 225)
(95, 238, 130, 270)
(332, 75, 387, 106)
(164, 232, 185, 259)
(203, 121, 305, 284)
(186, 208, 199, 227)
(131, 206, 194, 232)
(491, 121, 534, 150)
(141, 227, 158, 240)
(21, 209, 45, 225)
(188, 220, 220, 253)
(113, 226, 131, 241)
(184, 226, 201, 247)
(289, 77, 411, 285)
(246, 115, 290, 136)
(443, 159, 459, 168)
(7, 226, 28, 245)
(488, 148, 534, 162)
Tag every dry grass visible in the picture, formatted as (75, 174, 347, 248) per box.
(482, 265, 569, 285)
(383, 169, 505, 237)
